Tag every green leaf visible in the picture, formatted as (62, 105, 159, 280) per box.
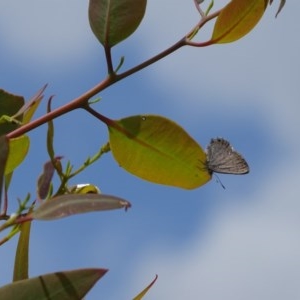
(0, 86, 45, 138)
(108, 115, 211, 189)
(0, 135, 9, 204)
(211, 0, 268, 44)
(0, 268, 108, 300)
(32, 194, 131, 220)
(89, 0, 147, 47)
(133, 275, 158, 300)
(5, 136, 30, 175)
(0, 90, 24, 135)
(46, 96, 55, 160)
(13, 221, 31, 282)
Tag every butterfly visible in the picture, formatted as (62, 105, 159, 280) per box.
(205, 138, 249, 175)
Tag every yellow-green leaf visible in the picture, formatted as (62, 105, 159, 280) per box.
(22, 85, 46, 124)
(211, 0, 268, 44)
(5, 136, 30, 174)
(13, 220, 32, 282)
(0, 268, 107, 300)
(108, 115, 211, 189)
(0, 135, 9, 202)
(133, 275, 158, 300)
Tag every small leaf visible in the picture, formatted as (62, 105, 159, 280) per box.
(108, 115, 211, 189)
(37, 157, 62, 200)
(13, 220, 32, 282)
(211, 0, 268, 44)
(89, 0, 147, 47)
(21, 85, 47, 124)
(32, 194, 131, 220)
(5, 135, 30, 175)
(0, 90, 24, 135)
(0, 268, 108, 300)
(69, 183, 101, 194)
(133, 275, 158, 300)
(269, 0, 286, 17)
(46, 96, 56, 160)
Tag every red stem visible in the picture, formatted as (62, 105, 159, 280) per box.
(6, 76, 113, 139)
(5, 9, 220, 140)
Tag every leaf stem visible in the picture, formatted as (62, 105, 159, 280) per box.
(185, 8, 221, 46)
(104, 46, 115, 75)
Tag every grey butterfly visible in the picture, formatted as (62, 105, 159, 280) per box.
(205, 138, 249, 175)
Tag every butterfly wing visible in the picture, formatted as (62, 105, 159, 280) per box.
(206, 138, 249, 175)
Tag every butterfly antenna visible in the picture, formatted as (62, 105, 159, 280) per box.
(214, 174, 226, 190)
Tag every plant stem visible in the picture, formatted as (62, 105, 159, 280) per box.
(115, 38, 186, 81)
(6, 9, 220, 140)
(6, 76, 113, 139)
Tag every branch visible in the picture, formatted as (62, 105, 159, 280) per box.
(6, 9, 220, 139)
(6, 76, 113, 139)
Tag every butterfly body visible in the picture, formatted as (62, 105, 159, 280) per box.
(205, 138, 249, 175)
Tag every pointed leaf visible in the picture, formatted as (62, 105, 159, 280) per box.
(211, 0, 268, 44)
(32, 194, 131, 220)
(21, 85, 47, 124)
(46, 96, 56, 159)
(5, 135, 30, 175)
(13, 220, 32, 282)
(133, 275, 158, 300)
(108, 115, 211, 189)
(0, 90, 24, 135)
(269, 0, 286, 17)
(0, 135, 9, 204)
(37, 157, 62, 200)
(89, 0, 147, 47)
(0, 268, 108, 300)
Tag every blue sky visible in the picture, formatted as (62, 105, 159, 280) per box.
(1, 0, 300, 299)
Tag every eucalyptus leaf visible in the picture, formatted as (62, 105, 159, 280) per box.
(0, 135, 9, 206)
(5, 135, 30, 175)
(21, 84, 47, 124)
(0, 268, 107, 300)
(133, 275, 158, 300)
(211, 0, 267, 44)
(0, 90, 24, 135)
(89, 0, 147, 47)
(37, 157, 62, 200)
(269, 0, 286, 17)
(13, 221, 31, 282)
(108, 115, 211, 189)
(32, 194, 131, 220)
